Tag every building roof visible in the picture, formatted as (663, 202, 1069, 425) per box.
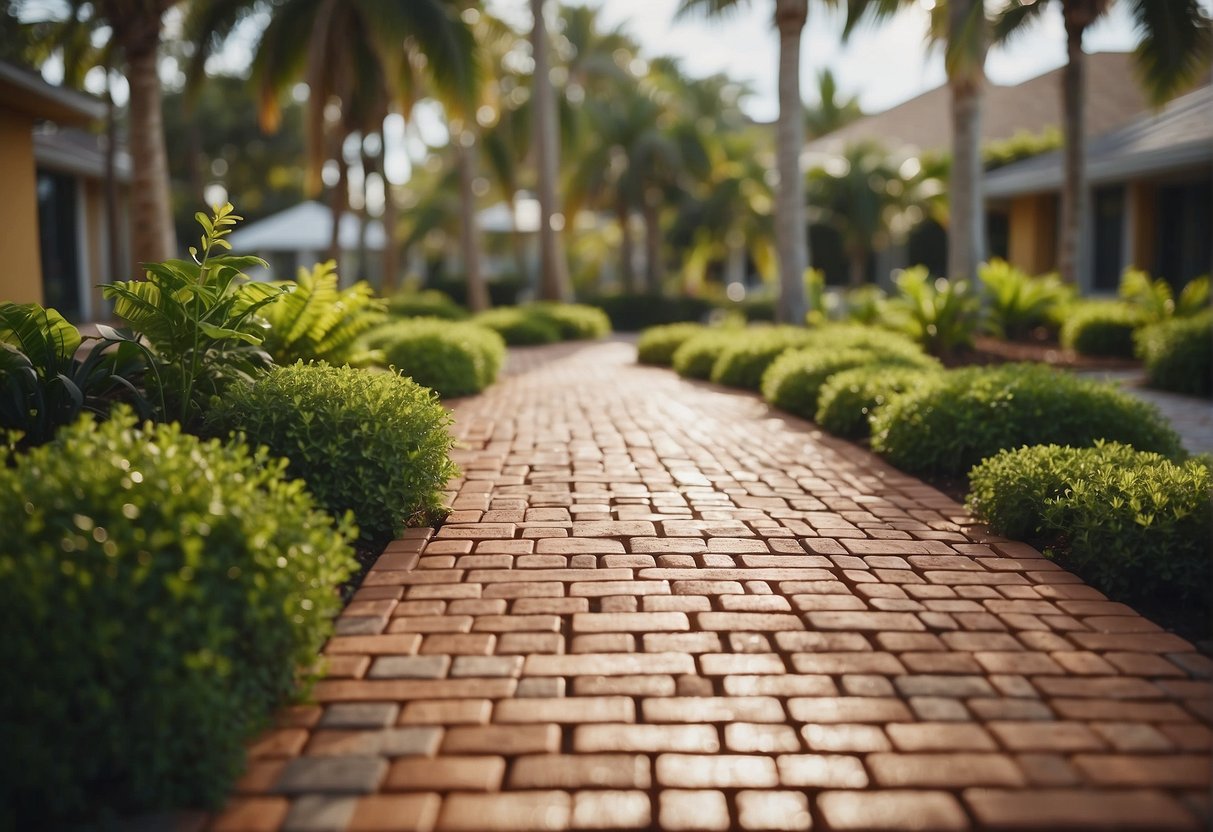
(0, 60, 105, 125)
(985, 85, 1213, 198)
(226, 201, 385, 252)
(805, 52, 1166, 160)
(34, 126, 132, 182)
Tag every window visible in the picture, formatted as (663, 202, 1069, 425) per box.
(36, 170, 82, 321)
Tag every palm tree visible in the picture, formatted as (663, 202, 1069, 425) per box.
(530, 0, 571, 301)
(804, 68, 863, 138)
(994, 0, 1211, 285)
(677, 0, 817, 324)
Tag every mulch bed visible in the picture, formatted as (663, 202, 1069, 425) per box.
(947, 334, 1139, 371)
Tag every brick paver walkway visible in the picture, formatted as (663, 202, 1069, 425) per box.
(216, 340, 1212, 832)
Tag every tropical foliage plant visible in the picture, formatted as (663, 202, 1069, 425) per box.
(260, 261, 386, 367)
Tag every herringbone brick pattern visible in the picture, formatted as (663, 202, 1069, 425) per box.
(214, 340, 1212, 831)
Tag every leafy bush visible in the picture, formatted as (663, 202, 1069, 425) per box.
(527, 303, 612, 340)
(208, 363, 458, 539)
(968, 443, 1211, 609)
(816, 365, 944, 439)
(672, 329, 747, 379)
(840, 286, 887, 325)
(261, 261, 386, 366)
(102, 203, 282, 428)
(977, 259, 1073, 340)
(762, 346, 939, 420)
(387, 289, 468, 320)
(473, 307, 562, 345)
(884, 266, 981, 357)
(588, 294, 716, 331)
(364, 319, 505, 397)
(871, 363, 1184, 476)
(637, 323, 706, 366)
(0, 303, 147, 447)
(1060, 301, 1147, 357)
(1119, 267, 1210, 323)
(0, 411, 356, 825)
(1135, 312, 1213, 397)
(710, 326, 818, 390)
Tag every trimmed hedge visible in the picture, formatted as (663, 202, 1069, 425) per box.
(1135, 312, 1212, 397)
(387, 290, 468, 320)
(815, 365, 943, 439)
(762, 347, 939, 420)
(0, 411, 356, 825)
(870, 363, 1184, 476)
(672, 329, 747, 379)
(710, 326, 818, 390)
(637, 323, 706, 366)
(208, 363, 459, 539)
(1060, 301, 1146, 357)
(365, 319, 506, 397)
(527, 303, 612, 340)
(473, 308, 562, 345)
(968, 443, 1211, 609)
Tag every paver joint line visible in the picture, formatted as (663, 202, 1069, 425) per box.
(214, 341, 1211, 832)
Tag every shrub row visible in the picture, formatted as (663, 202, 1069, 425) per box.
(364, 318, 506, 398)
(472, 303, 611, 345)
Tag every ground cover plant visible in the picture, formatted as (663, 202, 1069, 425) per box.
(0, 411, 356, 826)
(968, 443, 1211, 611)
(871, 363, 1184, 476)
(365, 318, 506, 397)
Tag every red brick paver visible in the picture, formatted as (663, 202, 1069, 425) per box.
(213, 341, 1212, 831)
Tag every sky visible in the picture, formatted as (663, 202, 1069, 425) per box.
(488, 0, 1204, 120)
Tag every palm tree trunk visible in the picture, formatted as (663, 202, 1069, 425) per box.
(357, 145, 372, 283)
(643, 192, 663, 293)
(103, 70, 121, 283)
(457, 137, 490, 312)
(125, 44, 176, 268)
(1059, 16, 1087, 286)
(773, 0, 809, 324)
(380, 132, 400, 294)
(848, 247, 867, 287)
(507, 193, 527, 282)
(530, 0, 570, 301)
(617, 200, 636, 293)
(946, 0, 987, 283)
(328, 152, 348, 266)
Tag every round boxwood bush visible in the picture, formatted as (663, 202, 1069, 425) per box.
(366, 319, 506, 397)
(637, 323, 706, 366)
(815, 365, 944, 439)
(968, 443, 1211, 609)
(473, 307, 563, 345)
(762, 347, 940, 420)
(0, 411, 356, 826)
(208, 362, 459, 539)
(528, 302, 612, 340)
(709, 326, 818, 390)
(1135, 312, 1212, 397)
(386, 289, 468, 320)
(1060, 301, 1146, 357)
(672, 329, 746, 379)
(870, 363, 1184, 476)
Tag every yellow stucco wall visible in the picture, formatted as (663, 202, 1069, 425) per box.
(1126, 181, 1156, 272)
(0, 107, 43, 304)
(1007, 194, 1058, 276)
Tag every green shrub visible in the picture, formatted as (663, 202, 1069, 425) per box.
(1135, 312, 1213, 397)
(871, 363, 1184, 476)
(473, 307, 562, 345)
(208, 363, 458, 539)
(840, 286, 887, 325)
(387, 289, 468, 320)
(637, 323, 706, 366)
(884, 266, 981, 357)
(0, 303, 148, 447)
(977, 259, 1073, 340)
(816, 365, 944, 439)
(672, 329, 746, 379)
(527, 303, 612, 340)
(0, 411, 356, 825)
(1120, 267, 1210, 323)
(762, 346, 939, 420)
(365, 319, 505, 397)
(261, 261, 386, 366)
(968, 443, 1211, 609)
(102, 203, 283, 428)
(1060, 301, 1147, 357)
(588, 294, 716, 330)
(710, 326, 818, 390)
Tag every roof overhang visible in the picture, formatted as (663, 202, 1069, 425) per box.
(0, 61, 104, 125)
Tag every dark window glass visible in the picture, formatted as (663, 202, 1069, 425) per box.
(36, 170, 82, 321)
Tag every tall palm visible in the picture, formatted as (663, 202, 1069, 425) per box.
(677, 0, 818, 324)
(994, 0, 1210, 284)
(804, 68, 863, 138)
(530, 0, 570, 301)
